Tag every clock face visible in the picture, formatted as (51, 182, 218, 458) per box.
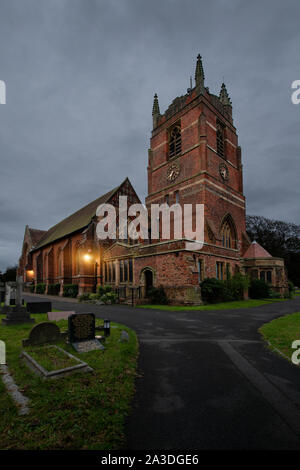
(219, 163, 229, 181)
(166, 163, 180, 182)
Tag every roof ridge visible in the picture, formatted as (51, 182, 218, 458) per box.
(33, 179, 129, 250)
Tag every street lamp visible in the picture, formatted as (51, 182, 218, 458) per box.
(103, 319, 110, 337)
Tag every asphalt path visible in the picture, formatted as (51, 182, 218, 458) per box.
(23, 294, 300, 450)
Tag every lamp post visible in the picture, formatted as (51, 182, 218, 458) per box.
(103, 319, 110, 337)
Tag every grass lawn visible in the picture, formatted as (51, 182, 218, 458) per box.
(138, 298, 287, 311)
(0, 313, 138, 450)
(259, 312, 300, 362)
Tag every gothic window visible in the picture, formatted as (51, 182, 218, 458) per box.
(198, 259, 203, 283)
(216, 121, 225, 157)
(124, 260, 128, 282)
(57, 249, 63, 277)
(119, 260, 124, 282)
(129, 259, 133, 282)
(216, 261, 224, 280)
(175, 191, 180, 203)
(220, 217, 237, 249)
(169, 125, 181, 159)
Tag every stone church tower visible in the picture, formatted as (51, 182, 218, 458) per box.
(146, 55, 249, 282)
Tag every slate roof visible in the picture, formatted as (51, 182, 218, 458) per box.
(28, 228, 47, 247)
(243, 241, 272, 258)
(32, 180, 125, 251)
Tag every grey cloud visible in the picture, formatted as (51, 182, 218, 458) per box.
(0, 0, 299, 270)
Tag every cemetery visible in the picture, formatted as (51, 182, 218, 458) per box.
(0, 278, 138, 449)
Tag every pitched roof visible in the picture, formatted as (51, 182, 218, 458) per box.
(28, 228, 47, 246)
(243, 241, 272, 258)
(33, 180, 125, 251)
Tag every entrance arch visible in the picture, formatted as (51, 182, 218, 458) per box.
(140, 267, 156, 298)
(144, 270, 153, 295)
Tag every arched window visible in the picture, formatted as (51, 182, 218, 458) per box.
(169, 126, 181, 159)
(57, 248, 63, 277)
(216, 121, 225, 157)
(220, 216, 237, 249)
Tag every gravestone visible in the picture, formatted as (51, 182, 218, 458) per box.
(22, 322, 62, 347)
(4, 284, 11, 307)
(68, 313, 104, 353)
(0, 282, 5, 303)
(47, 311, 75, 321)
(27, 302, 52, 314)
(2, 278, 34, 326)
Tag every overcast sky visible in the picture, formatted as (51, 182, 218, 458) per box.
(0, 0, 299, 270)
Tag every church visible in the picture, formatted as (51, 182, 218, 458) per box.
(18, 55, 288, 304)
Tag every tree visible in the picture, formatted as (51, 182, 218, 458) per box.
(246, 215, 300, 286)
(1, 265, 17, 283)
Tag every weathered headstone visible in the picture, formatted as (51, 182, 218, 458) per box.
(15, 276, 23, 306)
(27, 302, 52, 314)
(68, 313, 104, 353)
(0, 282, 5, 303)
(2, 279, 34, 326)
(47, 311, 75, 321)
(22, 322, 62, 347)
(4, 284, 11, 307)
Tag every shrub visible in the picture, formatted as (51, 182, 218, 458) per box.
(97, 285, 113, 296)
(249, 279, 270, 299)
(225, 273, 250, 301)
(89, 293, 100, 302)
(29, 284, 35, 293)
(201, 274, 250, 304)
(288, 280, 295, 294)
(147, 286, 169, 305)
(100, 292, 118, 304)
(78, 293, 90, 302)
(200, 278, 228, 303)
(36, 283, 46, 294)
(269, 289, 282, 299)
(63, 284, 79, 298)
(47, 283, 60, 296)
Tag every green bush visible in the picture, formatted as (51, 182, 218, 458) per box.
(78, 293, 90, 302)
(288, 280, 295, 294)
(100, 292, 118, 304)
(47, 283, 60, 296)
(200, 278, 228, 303)
(147, 286, 169, 305)
(269, 289, 282, 299)
(97, 285, 113, 296)
(36, 283, 46, 294)
(201, 274, 250, 304)
(225, 273, 250, 301)
(63, 284, 79, 298)
(89, 293, 100, 302)
(29, 284, 35, 293)
(249, 279, 270, 299)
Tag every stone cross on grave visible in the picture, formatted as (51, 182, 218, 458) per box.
(16, 276, 23, 306)
(1, 277, 34, 326)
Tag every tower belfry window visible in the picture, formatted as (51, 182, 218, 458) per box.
(169, 126, 181, 159)
(216, 121, 225, 157)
